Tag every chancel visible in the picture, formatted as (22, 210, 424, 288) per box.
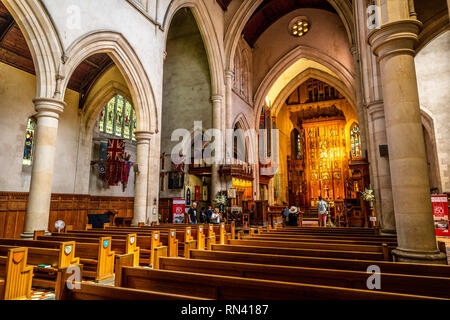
(0, 0, 449, 303)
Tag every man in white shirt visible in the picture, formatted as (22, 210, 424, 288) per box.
(317, 196, 328, 227)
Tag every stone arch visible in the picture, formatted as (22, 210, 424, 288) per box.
(163, 0, 225, 96)
(232, 113, 257, 165)
(271, 68, 357, 118)
(60, 31, 158, 134)
(1, 0, 63, 98)
(253, 45, 356, 129)
(224, 0, 355, 71)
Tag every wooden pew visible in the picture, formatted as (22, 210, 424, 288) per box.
(35, 235, 115, 282)
(0, 239, 80, 299)
(59, 281, 208, 300)
(247, 233, 397, 246)
(115, 266, 440, 300)
(132, 224, 207, 251)
(226, 239, 391, 260)
(92, 227, 191, 259)
(158, 256, 450, 299)
(103, 226, 195, 258)
(210, 243, 387, 261)
(189, 250, 450, 278)
(263, 231, 397, 241)
(36, 232, 140, 267)
(206, 224, 216, 250)
(0, 246, 33, 300)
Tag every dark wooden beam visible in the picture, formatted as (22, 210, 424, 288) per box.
(216, 0, 232, 11)
(0, 18, 15, 43)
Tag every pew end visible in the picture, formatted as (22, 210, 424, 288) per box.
(0, 247, 33, 300)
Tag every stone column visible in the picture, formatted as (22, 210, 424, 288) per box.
(351, 45, 368, 157)
(146, 131, 161, 225)
(132, 131, 151, 226)
(22, 98, 66, 237)
(211, 95, 224, 201)
(367, 101, 396, 234)
(224, 70, 234, 165)
(369, 19, 446, 263)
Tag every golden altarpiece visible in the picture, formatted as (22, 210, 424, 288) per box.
(285, 79, 370, 226)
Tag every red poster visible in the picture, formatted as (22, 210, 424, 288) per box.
(195, 186, 200, 202)
(432, 195, 449, 237)
(172, 198, 185, 224)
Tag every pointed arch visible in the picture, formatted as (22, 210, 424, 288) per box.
(224, 0, 355, 71)
(232, 113, 257, 165)
(254, 46, 356, 129)
(1, 0, 63, 98)
(60, 31, 158, 134)
(164, 1, 225, 96)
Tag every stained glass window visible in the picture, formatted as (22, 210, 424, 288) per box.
(23, 118, 36, 165)
(98, 95, 136, 141)
(350, 123, 361, 159)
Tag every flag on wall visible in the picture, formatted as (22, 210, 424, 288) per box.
(106, 139, 125, 186)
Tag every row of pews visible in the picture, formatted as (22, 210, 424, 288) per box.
(1, 223, 450, 300)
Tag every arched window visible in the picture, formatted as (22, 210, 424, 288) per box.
(98, 95, 136, 141)
(350, 123, 361, 159)
(291, 129, 302, 160)
(22, 118, 36, 165)
(233, 54, 240, 91)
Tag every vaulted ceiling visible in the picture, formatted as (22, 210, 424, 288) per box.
(242, 0, 336, 47)
(0, 2, 113, 97)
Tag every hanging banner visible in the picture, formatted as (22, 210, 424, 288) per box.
(185, 186, 191, 207)
(202, 185, 208, 201)
(172, 198, 185, 224)
(195, 186, 200, 202)
(432, 195, 449, 237)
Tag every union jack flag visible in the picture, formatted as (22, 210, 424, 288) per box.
(107, 139, 125, 161)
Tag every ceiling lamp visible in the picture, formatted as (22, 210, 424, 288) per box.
(288, 16, 310, 38)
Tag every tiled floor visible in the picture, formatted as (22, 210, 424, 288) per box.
(30, 288, 55, 300)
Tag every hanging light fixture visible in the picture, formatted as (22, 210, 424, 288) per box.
(288, 16, 311, 38)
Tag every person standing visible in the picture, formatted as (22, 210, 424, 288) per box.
(188, 202, 198, 224)
(317, 196, 328, 227)
(281, 204, 290, 227)
(199, 207, 206, 223)
(205, 205, 213, 223)
(211, 208, 220, 224)
(288, 206, 299, 226)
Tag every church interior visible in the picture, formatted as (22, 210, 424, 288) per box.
(0, 0, 449, 303)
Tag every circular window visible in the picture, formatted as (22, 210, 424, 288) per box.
(288, 17, 310, 37)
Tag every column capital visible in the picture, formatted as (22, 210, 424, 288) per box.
(366, 100, 384, 117)
(368, 19, 422, 62)
(211, 95, 223, 103)
(33, 97, 66, 119)
(225, 70, 234, 79)
(134, 131, 152, 142)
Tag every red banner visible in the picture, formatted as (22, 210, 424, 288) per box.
(172, 199, 185, 224)
(195, 186, 200, 202)
(432, 195, 449, 237)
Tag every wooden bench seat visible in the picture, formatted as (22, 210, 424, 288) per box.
(60, 282, 208, 300)
(158, 256, 450, 299)
(115, 266, 440, 300)
(189, 250, 450, 277)
(248, 234, 397, 246)
(37, 233, 140, 267)
(34, 235, 114, 282)
(0, 239, 80, 299)
(0, 247, 33, 300)
(224, 239, 390, 260)
(91, 228, 188, 258)
(264, 231, 397, 241)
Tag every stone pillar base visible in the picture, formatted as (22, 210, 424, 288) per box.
(20, 231, 51, 239)
(392, 247, 447, 265)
